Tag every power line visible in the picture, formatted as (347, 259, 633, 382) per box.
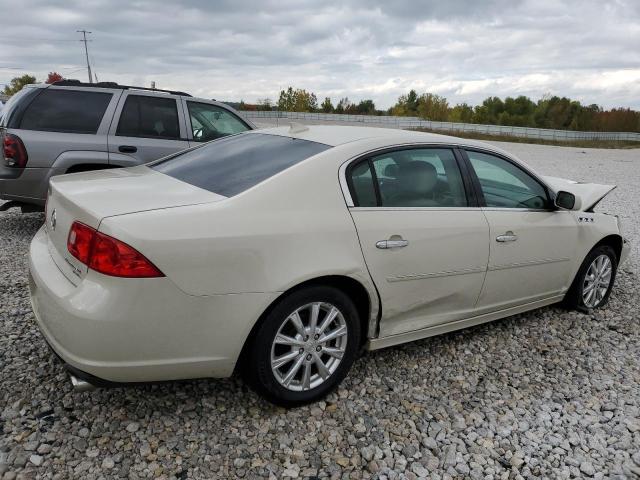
(77, 30, 93, 84)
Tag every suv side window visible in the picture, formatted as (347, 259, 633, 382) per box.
(466, 150, 550, 209)
(19, 89, 112, 134)
(348, 148, 468, 208)
(117, 95, 180, 139)
(187, 102, 249, 142)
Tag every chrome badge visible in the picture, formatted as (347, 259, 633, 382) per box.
(50, 209, 57, 231)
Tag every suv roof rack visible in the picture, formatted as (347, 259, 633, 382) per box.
(51, 79, 192, 97)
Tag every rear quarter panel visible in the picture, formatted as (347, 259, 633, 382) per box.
(97, 146, 376, 299)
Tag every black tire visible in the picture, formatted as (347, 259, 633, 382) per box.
(563, 245, 618, 312)
(242, 286, 361, 407)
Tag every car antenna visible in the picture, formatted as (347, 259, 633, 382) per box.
(289, 122, 309, 134)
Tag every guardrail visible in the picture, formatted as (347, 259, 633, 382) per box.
(241, 110, 640, 142)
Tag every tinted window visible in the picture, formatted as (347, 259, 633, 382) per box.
(19, 89, 112, 134)
(0, 87, 40, 128)
(349, 148, 467, 207)
(466, 150, 549, 209)
(152, 133, 330, 197)
(349, 161, 377, 207)
(117, 95, 180, 139)
(187, 102, 249, 141)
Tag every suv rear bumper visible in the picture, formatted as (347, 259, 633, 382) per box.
(0, 166, 50, 205)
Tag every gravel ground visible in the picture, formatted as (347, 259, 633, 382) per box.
(1, 142, 639, 480)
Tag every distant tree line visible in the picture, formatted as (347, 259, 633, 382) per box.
(2, 73, 64, 96)
(236, 87, 640, 133)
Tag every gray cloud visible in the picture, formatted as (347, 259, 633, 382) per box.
(1, 0, 639, 108)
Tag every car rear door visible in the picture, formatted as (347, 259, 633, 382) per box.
(345, 146, 490, 337)
(107, 92, 190, 166)
(462, 149, 578, 312)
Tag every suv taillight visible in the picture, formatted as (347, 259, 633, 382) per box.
(67, 221, 164, 278)
(3, 133, 28, 168)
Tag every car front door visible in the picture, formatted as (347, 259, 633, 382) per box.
(182, 100, 251, 146)
(463, 149, 578, 312)
(108, 92, 190, 166)
(346, 146, 490, 337)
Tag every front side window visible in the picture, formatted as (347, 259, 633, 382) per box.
(117, 95, 180, 139)
(151, 133, 330, 197)
(187, 102, 249, 142)
(19, 89, 112, 134)
(348, 148, 468, 208)
(466, 150, 549, 209)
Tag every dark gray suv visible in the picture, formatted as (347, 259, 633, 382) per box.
(0, 80, 254, 211)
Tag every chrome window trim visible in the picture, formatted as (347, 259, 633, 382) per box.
(338, 141, 557, 209)
(350, 206, 480, 212)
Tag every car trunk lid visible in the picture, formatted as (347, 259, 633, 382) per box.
(44, 165, 224, 284)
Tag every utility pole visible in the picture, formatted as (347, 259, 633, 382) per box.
(77, 30, 92, 83)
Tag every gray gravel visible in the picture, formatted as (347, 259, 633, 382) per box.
(1, 142, 639, 479)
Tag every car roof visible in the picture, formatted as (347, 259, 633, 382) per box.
(250, 125, 537, 175)
(253, 124, 505, 151)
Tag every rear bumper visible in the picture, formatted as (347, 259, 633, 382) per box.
(28, 226, 279, 383)
(0, 165, 51, 205)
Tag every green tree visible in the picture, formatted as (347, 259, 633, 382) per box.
(355, 99, 376, 115)
(335, 97, 352, 114)
(277, 87, 318, 112)
(416, 93, 449, 121)
(321, 97, 334, 113)
(2, 74, 37, 96)
(449, 103, 474, 123)
(391, 89, 419, 116)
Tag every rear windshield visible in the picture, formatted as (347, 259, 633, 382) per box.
(151, 133, 330, 197)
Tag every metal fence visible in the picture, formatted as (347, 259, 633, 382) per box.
(241, 110, 640, 142)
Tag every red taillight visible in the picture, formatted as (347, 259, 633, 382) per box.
(67, 221, 164, 278)
(3, 133, 28, 168)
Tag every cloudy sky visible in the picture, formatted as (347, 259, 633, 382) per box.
(1, 0, 639, 109)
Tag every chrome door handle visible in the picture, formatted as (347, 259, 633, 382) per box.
(376, 239, 409, 249)
(496, 231, 518, 242)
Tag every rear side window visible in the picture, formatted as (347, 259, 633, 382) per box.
(348, 148, 468, 208)
(19, 89, 112, 134)
(0, 87, 40, 128)
(151, 133, 330, 197)
(117, 95, 180, 139)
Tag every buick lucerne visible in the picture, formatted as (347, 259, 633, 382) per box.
(29, 126, 629, 405)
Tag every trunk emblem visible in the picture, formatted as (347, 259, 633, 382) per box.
(50, 209, 57, 231)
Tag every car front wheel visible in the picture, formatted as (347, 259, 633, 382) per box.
(243, 286, 361, 407)
(565, 245, 618, 311)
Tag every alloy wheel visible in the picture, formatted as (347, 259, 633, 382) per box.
(270, 302, 348, 392)
(582, 254, 613, 308)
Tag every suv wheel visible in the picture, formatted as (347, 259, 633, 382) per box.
(243, 286, 361, 407)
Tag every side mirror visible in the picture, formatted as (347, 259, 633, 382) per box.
(555, 191, 580, 210)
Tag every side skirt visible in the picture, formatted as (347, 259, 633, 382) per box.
(367, 295, 565, 350)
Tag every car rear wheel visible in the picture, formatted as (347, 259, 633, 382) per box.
(564, 245, 617, 311)
(243, 286, 361, 407)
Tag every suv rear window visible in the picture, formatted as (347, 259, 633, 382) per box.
(151, 133, 330, 197)
(19, 89, 112, 134)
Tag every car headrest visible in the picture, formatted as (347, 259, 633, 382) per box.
(384, 164, 399, 178)
(399, 161, 438, 194)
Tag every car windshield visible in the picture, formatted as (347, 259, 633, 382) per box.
(150, 132, 330, 197)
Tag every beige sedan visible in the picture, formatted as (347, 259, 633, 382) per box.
(29, 126, 629, 405)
